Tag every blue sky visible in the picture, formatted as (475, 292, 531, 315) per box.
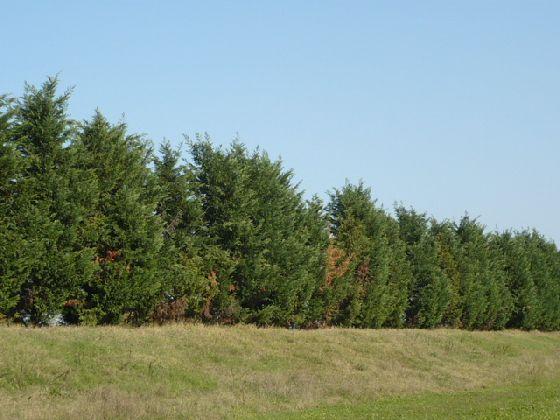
(2, 1, 559, 243)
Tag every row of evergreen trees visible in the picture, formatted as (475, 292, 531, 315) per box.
(1, 79, 559, 329)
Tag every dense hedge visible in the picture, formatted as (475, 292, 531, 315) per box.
(1, 79, 559, 329)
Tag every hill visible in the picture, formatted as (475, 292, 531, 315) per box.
(0, 325, 559, 418)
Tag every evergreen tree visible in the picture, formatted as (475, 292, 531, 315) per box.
(498, 231, 560, 330)
(301, 195, 330, 324)
(455, 217, 512, 329)
(9, 79, 96, 324)
(153, 141, 209, 321)
(188, 139, 328, 326)
(493, 231, 538, 329)
(396, 206, 449, 328)
(384, 218, 414, 327)
(0, 94, 27, 318)
(327, 183, 411, 328)
(74, 112, 162, 324)
(431, 220, 463, 327)
(533, 234, 560, 330)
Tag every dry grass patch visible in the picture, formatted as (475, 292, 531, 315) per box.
(0, 325, 559, 419)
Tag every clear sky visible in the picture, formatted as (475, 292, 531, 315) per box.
(2, 1, 559, 243)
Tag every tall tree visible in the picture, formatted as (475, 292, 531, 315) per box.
(327, 183, 411, 328)
(498, 231, 560, 330)
(396, 206, 449, 328)
(8, 79, 96, 324)
(188, 139, 328, 325)
(455, 217, 512, 329)
(74, 112, 162, 324)
(0, 94, 27, 318)
(431, 220, 463, 327)
(153, 141, 209, 321)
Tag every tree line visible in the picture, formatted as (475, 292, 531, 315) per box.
(1, 78, 559, 329)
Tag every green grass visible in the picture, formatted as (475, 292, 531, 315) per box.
(271, 381, 560, 419)
(0, 325, 559, 419)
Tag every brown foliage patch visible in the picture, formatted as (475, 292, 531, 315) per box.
(63, 299, 83, 309)
(202, 271, 219, 320)
(325, 245, 352, 287)
(95, 250, 121, 264)
(152, 297, 188, 324)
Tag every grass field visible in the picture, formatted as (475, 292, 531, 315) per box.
(0, 325, 559, 419)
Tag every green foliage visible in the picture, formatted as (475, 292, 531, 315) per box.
(4, 79, 96, 324)
(431, 220, 464, 327)
(327, 183, 412, 328)
(71, 112, 163, 324)
(396, 207, 449, 328)
(0, 94, 27, 316)
(153, 141, 210, 320)
(497, 231, 560, 330)
(187, 140, 328, 326)
(0, 78, 559, 329)
(455, 216, 512, 330)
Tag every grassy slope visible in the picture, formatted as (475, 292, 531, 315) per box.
(0, 326, 559, 419)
